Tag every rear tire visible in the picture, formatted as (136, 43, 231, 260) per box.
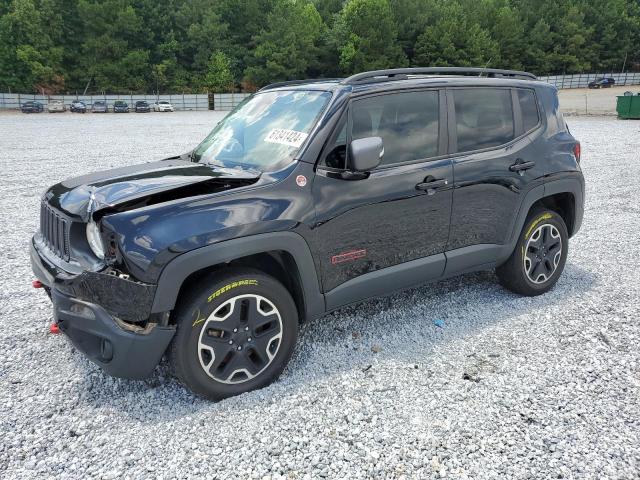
(496, 208, 568, 296)
(169, 268, 299, 400)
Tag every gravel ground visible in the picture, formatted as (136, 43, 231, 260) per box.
(0, 112, 639, 479)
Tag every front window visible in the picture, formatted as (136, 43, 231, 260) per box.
(192, 90, 331, 171)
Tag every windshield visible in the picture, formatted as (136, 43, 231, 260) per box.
(192, 90, 331, 171)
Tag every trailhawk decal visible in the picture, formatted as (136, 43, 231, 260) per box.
(525, 213, 553, 239)
(331, 249, 367, 265)
(191, 280, 260, 327)
(264, 128, 308, 148)
(207, 280, 259, 303)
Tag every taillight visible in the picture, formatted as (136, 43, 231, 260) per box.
(573, 142, 581, 163)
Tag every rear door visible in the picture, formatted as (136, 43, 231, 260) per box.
(446, 87, 544, 260)
(312, 89, 453, 303)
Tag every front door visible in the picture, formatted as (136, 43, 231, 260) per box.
(311, 89, 453, 305)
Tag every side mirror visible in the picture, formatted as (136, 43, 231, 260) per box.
(349, 137, 383, 172)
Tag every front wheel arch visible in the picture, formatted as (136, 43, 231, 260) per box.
(151, 232, 325, 322)
(172, 251, 306, 325)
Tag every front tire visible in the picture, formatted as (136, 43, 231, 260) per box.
(496, 208, 568, 296)
(169, 268, 299, 400)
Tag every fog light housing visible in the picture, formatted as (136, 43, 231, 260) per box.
(100, 339, 113, 362)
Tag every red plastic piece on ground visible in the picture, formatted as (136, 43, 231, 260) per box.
(32, 280, 43, 289)
(49, 323, 60, 334)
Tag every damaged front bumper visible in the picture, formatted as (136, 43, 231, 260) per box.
(31, 239, 175, 379)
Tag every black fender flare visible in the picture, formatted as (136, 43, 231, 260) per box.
(497, 173, 584, 264)
(151, 232, 326, 320)
(543, 174, 585, 236)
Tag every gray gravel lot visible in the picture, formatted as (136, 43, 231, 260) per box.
(1, 111, 639, 479)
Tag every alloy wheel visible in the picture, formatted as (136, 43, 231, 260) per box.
(523, 223, 562, 284)
(197, 294, 283, 384)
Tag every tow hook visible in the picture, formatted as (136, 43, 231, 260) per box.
(32, 279, 43, 289)
(49, 323, 61, 334)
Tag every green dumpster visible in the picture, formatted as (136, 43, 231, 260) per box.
(616, 94, 640, 119)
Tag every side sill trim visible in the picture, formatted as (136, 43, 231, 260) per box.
(443, 244, 502, 277)
(325, 253, 446, 311)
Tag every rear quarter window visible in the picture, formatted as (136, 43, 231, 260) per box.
(517, 89, 540, 132)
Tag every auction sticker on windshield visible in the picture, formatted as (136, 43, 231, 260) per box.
(264, 128, 309, 148)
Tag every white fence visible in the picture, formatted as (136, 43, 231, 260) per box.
(0, 93, 253, 111)
(5, 72, 638, 111)
(538, 72, 640, 89)
(0, 93, 210, 111)
(213, 93, 250, 110)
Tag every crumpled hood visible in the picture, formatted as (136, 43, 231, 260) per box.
(44, 159, 261, 220)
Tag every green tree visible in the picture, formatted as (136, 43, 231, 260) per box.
(204, 50, 234, 92)
(390, 0, 437, 62)
(331, 0, 407, 74)
(244, 0, 325, 86)
(216, 0, 274, 80)
(579, 0, 638, 71)
(2, 0, 640, 93)
(0, 0, 63, 92)
(490, 4, 526, 70)
(76, 0, 152, 92)
(175, 0, 229, 74)
(457, 0, 526, 70)
(413, 2, 499, 68)
(312, 0, 344, 26)
(514, 0, 592, 74)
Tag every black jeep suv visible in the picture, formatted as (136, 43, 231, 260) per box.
(31, 68, 584, 400)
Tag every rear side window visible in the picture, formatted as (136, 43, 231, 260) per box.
(518, 89, 540, 132)
(352, 91, 439, 165)
(453, 88, 514, 152)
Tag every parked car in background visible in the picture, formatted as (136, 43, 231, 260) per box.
(21, 101, 44, 113)
(153, 100, 175, 112)
(70, 100, 87, 113)
(48, 100, 66, 113)
(92, 101, 108, 113)
(113, 100, 129, 113)
(588, 77, 615, 89)
(135, 100, 151, 113)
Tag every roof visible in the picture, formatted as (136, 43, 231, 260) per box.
(259, 67, 546, 94)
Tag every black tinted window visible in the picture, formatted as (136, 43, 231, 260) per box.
(352, 91, 439, 165)
(518, 89, 539, 132)
(453, 89, 514, 152)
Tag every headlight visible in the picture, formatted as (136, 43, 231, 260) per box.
(86, 221, 105, 259)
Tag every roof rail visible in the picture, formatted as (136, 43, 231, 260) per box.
(259, 78, 342, 91)
(342, 67, 537, 84)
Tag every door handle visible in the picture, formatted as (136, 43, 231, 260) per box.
(509, 160, 536, 172)
(416, 178, 448, 192)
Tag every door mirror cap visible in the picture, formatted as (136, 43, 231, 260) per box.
(349, 136, 383, 172)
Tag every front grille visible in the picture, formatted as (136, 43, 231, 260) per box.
(40, 202, 71, 261)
